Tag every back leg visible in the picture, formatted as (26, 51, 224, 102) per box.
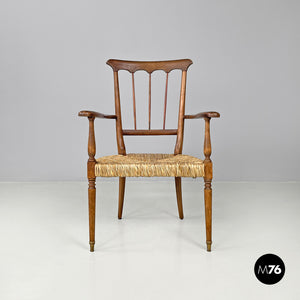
(175, 177, 184, 219)
(118, 177, 126, 219)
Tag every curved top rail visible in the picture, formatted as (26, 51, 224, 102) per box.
(106, 59, 193, 73)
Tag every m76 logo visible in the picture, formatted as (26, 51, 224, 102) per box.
(254, 254, 285, 284)
(257, 264, 282, 275)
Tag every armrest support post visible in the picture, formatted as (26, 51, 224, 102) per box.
(88, 117, 96, 162)
(87, 117, 96, 180)
(204, 117, 212, 164)
(204, 117, 213, 180)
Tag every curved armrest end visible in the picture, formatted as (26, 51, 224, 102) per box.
(78, 110, 117, 119)
(184, 111, 220, 119)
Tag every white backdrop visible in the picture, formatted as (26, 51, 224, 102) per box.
(0, 0, 299, 181)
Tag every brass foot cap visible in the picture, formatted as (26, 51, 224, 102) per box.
(89, 242, 95, 252)
(207, 242, 212, 252)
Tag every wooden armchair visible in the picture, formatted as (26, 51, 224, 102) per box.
(78, 59, 220, 252)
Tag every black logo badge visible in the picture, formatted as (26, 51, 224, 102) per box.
(254, 254, 285, 285)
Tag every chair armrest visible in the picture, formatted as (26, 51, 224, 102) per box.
(184, 112, 220, 180)
(78, 110, 117, 119)
(184, 112, 220, 119)
(78, 111, 117, 169)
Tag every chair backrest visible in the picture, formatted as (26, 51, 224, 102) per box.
(106, 59, 193, 155)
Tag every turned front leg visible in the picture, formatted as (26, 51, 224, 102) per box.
(204, 117, 213, 251)
(88, 178, 96, 252)
(204, 177, 212, 251)
(87, 116, 96, 252)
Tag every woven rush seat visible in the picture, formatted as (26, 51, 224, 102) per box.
(95, 153, 204, 177)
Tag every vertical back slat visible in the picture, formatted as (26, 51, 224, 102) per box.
(174, 70, 187, 154)
(131, 73, 137, 130)
(148, 73, 151, 130)
(163, 72, 169, 129)
(113, 71, 126, 155)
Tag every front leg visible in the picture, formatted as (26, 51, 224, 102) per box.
(204, 176, 212, 252)
(87, 116, 96, 252)
(204, 117, 213, 251)
(88, 177, 96, 252)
